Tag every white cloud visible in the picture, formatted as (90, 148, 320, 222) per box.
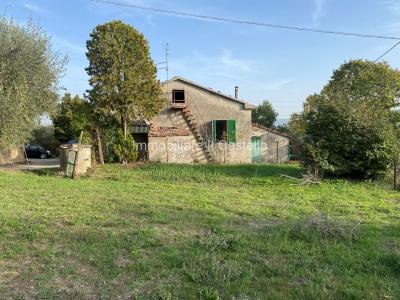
(53, 37, 86, 54)
(263, 79, 292, 90)
(219, 49, 253, 72)
(182, 49, 254, 81)
(312, 0, 326, 26)
(383, 0, 400, 14)
(165, 49, 257, 97)
(22, 2, 47, 14)
(145, 14, 157, 27)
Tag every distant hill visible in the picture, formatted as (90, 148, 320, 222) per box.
(274, 119, 289, 126)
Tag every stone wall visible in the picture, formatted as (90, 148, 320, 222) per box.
(148, 135, 208, 164)
(0, 147, 25, 164)
(148, 107, 209, 163)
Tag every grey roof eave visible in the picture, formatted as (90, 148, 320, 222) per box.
(163, 76, 256, 110)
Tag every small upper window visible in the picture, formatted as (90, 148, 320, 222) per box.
(172, 90, 185, 103)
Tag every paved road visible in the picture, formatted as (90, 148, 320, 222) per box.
(0, 158, 60, 171)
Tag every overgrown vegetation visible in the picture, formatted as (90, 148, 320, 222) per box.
(1, 164, 399, 298)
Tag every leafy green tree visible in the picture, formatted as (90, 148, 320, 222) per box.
(302, 60, 400, 179)
(53, 93, 119, 164)
(287, 112, 306, 142)
(0, 18, 66, 151)
(252, 100, 278, 128)
(53, 93, 91, 143)
(86, 20, 164, 139)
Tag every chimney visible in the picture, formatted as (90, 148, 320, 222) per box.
(234, 86, 239, 99)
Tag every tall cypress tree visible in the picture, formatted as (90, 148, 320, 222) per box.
(86, 20, 164, 138)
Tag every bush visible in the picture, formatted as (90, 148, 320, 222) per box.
(301, 60, 400, 179)
(114, 129, 137, 163)
(303, 101, 395, 179)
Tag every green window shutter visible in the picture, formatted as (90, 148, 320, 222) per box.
(227, 120, 236, 144)
(212, 120, 216, 143)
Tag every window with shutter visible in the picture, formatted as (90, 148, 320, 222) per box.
(211, 120, 236, 143)
(212, 120, 217, 143)
(227, 120, 236, 144)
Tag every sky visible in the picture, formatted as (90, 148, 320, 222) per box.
(2, 0, 400, 119)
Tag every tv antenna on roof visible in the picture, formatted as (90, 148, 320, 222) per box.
(156, 43, 169, 83)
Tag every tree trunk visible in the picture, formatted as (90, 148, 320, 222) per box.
(394, 161, 397, 190)
(95, 127, 104, 165)
(122, 116, 127, 139)
(121, 116, 127, 165)
(78, 131, 84, 145)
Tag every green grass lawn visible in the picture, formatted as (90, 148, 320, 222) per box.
(0, 163, 399, 299)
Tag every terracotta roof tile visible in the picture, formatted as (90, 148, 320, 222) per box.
(149, 126, 191, 137)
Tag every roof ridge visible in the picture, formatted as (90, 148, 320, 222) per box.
(163, 76, 256, 110)
(252, 123, 291, 139)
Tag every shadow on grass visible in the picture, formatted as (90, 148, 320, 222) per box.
(28, 168, 62, 177)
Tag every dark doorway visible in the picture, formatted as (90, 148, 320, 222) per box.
(215, 120, 228, 142)
(132, 133, 148, 161)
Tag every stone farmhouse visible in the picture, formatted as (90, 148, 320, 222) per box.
(130, 76, 290, 164)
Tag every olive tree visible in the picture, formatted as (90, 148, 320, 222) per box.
(0, 18, 66, 151)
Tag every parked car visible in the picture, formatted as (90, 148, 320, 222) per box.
(25, 144, 52, 159)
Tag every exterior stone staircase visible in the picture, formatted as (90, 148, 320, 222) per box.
(180, 106, 214, 163)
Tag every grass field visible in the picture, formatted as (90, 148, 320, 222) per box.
(0, 163, 399, 299)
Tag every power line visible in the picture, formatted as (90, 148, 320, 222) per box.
(91, 0, 400, 41)
(374, 41, 400, 62)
